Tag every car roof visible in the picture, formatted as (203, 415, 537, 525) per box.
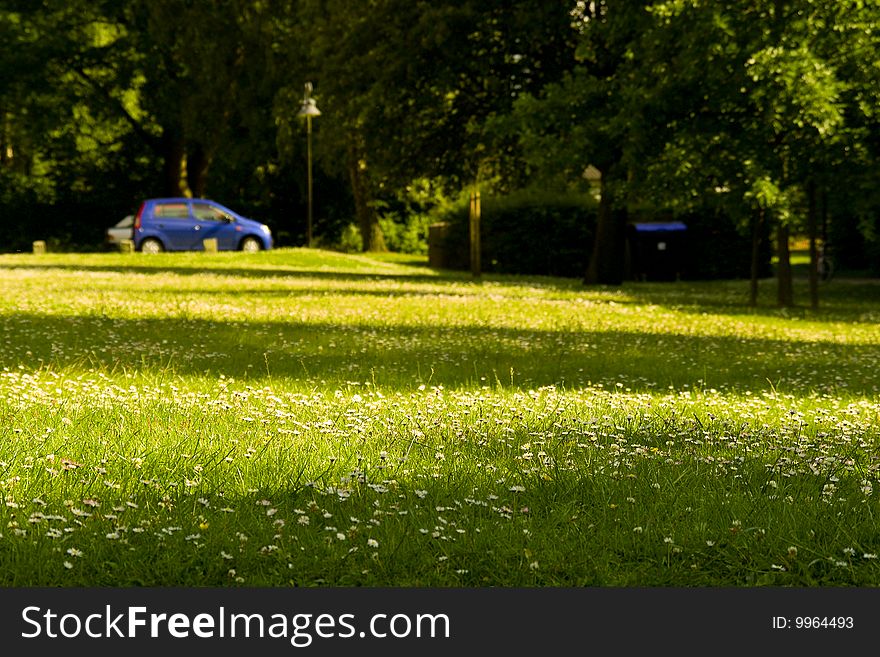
(145, 198, 234, 207)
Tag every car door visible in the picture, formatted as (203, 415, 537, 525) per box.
(192, 201, 238, 250)
(152, 201, 199, 250)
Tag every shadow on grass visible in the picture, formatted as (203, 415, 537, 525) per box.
(0, 260, 461, 285)
(621, 277, 880, 318)
(3, 312, 877, 395)
(5, 260, 878, 322)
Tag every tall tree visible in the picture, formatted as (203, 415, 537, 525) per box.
(7, 0, 296, 199)
(291, 0, 577, 251)
(664, 0, 868, 307)
(118, 0, 295, 198)
(507, 0, 880, 303)
(506, 2, 669, 284)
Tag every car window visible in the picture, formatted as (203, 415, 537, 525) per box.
(154, 203, 190, 219)
(192, 203, 228, 222)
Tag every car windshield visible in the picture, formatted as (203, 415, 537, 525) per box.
(115, 216, 134, 228)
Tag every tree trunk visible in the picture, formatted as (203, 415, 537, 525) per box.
(187, 143, 211, 199)
(776, 222, 794, 308)
(749, 208, 764, 307)
(347, 142, 386, 252)
(0, 106, 9, 167)
(584, 174, 626, 285)
(161, 132, 188, 197)
(807, 179, 819, 310)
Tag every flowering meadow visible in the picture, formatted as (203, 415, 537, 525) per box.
(0, 249, 879, 586)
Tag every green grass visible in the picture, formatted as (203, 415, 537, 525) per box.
(1, 248, 879, 586)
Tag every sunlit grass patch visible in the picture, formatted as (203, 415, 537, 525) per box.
(0, 249, 878, 585)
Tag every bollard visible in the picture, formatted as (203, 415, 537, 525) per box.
(203, 238, 218, 253)
(119, 239, 134, 253)
(33, 240, 46, 254)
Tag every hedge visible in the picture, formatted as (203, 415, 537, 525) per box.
(435, 192, 769, 281)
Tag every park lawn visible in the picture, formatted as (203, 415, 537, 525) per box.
(0, 248, 879, 586)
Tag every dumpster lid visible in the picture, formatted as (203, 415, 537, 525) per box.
(632, 222, 687, 233)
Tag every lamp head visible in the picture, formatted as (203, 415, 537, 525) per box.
(298, 98, 321, 118)
(298, 81, 321, 118)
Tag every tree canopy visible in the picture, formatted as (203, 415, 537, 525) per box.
(3, 1, 880, 301)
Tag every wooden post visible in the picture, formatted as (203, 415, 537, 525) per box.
(428, 222, 450, 269)
(203, 238, 218, 253)
(469, 187, 481, 278)
(32, 240, 46, 254)
(119, 239, 134, 253)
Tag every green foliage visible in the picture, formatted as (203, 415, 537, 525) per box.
(3, 0, 880, 274)
(377, 214, 430, 255)
(335, 223, 363, 254)
(373, 178, 460, 255)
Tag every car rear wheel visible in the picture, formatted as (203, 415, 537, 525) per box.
(240, 236, 261, 253)
(140, 238, 164, 254)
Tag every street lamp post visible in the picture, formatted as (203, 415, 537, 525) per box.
(297, 82, 321, 247)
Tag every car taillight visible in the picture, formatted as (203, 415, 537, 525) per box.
(134, 202, 145, 230)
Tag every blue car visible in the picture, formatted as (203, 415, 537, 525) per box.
(133, 198, 273, 253)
